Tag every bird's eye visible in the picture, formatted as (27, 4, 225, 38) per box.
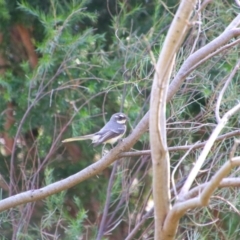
(118, 115, 125, 120)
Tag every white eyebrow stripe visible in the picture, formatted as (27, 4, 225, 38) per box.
(116, 119, 126, 124)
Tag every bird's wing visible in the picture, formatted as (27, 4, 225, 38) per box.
(93, 126, 126, 146)
(93, 130, 121, 146)
(62, 134, 95, 143)
(98, 122, 125, 135)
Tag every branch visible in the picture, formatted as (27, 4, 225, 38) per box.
(215, 60, 240, 123)
(127, 16, 240, 163)
(167, 14, 240, 102)
(179, 102, 240, 198)
(1, 6, 240, 238)
(3, 102, 15, 156)
(120, 129, 240, 157)
(96, 162, 118, 240)
(0, 116, 147, 212)
(163, 157, 240, 238)
(184, 177, 240, 201)
(150, 0, 197, 239)
(125, 176, 240, 240)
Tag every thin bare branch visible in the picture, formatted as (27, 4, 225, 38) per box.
(179, 102, 240, 198)
(215, 60, 240, 123)
(126, 175, 240, 240)
(172, 142, 200, 200)
(181, 177, 240, 200)
(163, 158, 240, 237)
(211, 196, 240, 216)
(96, 162, 118, 240)
(120, 129, 240, 157)
(167, 14, 240, 103)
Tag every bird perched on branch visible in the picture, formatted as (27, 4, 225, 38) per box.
(62, 113, 127, 146)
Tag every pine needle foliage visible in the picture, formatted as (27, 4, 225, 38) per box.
(0, 0, 239, 239)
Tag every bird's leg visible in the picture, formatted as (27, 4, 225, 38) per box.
(102, 143, 109, 157)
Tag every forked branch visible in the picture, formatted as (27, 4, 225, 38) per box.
(150, 0, 197, 239)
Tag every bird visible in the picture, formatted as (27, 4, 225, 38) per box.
(62, 113, 127, 146)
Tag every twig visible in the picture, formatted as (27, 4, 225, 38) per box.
(179, 102, 240, 199)
(96, 162, 118, 240)
(120, 129, 240, 157)
(172, 142, 200, 200)
(215, 60, 240, 123)
(163, 158, 240, 237)
(211, 196, 240, 216)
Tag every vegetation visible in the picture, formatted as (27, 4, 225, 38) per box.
(0, 0, 240, 239)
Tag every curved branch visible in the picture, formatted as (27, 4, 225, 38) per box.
(96, 162, 118, 240)
(167, 15, 240, 102)
(184, 178, 240, 201)
(0, 112, 147, 212)
(163, 158, 240, 237)
(126, 176, 240, 240)
(150, 0, 198, 239)
(180, 102, 240, 198)
(123, 16, 240, 163)
(215, 60, 240, 122)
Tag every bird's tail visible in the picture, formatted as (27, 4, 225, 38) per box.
(62, 134, 95, 143)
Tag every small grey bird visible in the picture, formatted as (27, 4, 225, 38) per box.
(62, 113, 127, 146)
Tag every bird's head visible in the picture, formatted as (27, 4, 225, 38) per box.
(111, 112, 127, 124)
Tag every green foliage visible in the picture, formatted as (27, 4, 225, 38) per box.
(0, 0, 10, 27)
(0, 0, 239, 239)
(64, 198, 87, 239)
